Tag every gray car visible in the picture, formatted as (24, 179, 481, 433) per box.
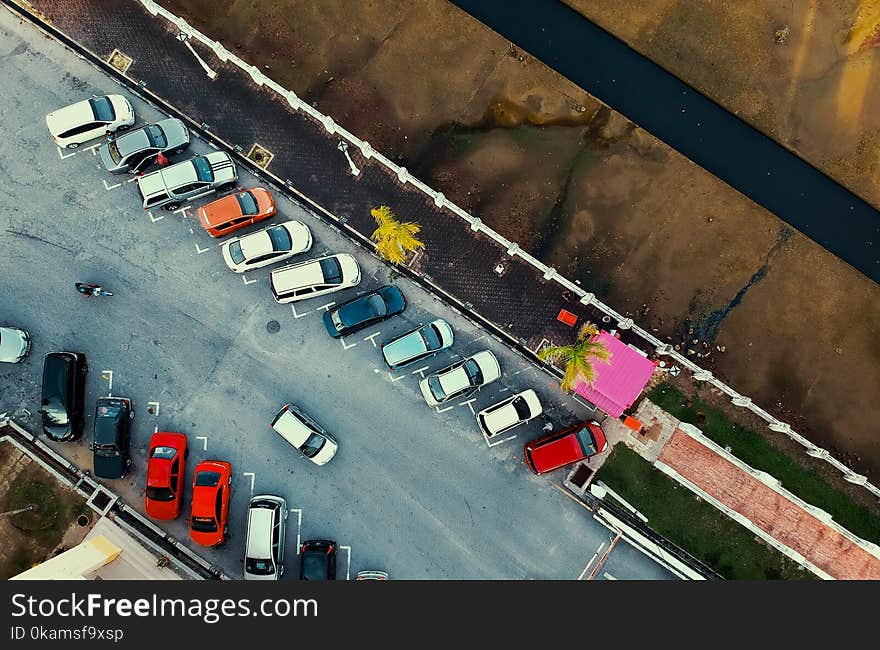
(98, 118, 189, 174)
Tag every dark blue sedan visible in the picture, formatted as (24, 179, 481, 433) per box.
(322, 285, 406, 338)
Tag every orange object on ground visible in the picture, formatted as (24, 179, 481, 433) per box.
(623, 416, 642, 432)
(557, 309, 577, 327)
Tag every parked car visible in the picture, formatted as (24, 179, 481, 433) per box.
(45, 94, 134, 149)
(476, 389, 542, 439)
(381, 319, 454, 370)
(145, 431, 188, 520)
(98, 118, 189, 173)
(190, 460, 232, 547)
(220, 220, 312, 272)
(322, 285, 406, 338)
(270, 253, 360, 304)
(356, 570, 390, 580)
(271, 403, 338, 466)
(243, 495, 288, 581)
(524, 421, 607, 475)
(418, 350, 500, 406)
(197, 187, 276, 238)
(137, 151, 237, 211)
(91, 396, 134, 480)
(0, 326, 31, 363)
(300, 539, 337, 580)
(39, 352, 87, 442)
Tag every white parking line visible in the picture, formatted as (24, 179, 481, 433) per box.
(603, 572, 617, 580)
(389, 372, 406, 383)
(101, 370, 113, 392)
(196, 436, 208, 451)
(411, 365, 430, 377)
(435, 405, 454, 413)
(85, 143, 102, 155)
(147, 401, 160, 416)
(290, 508, 302, 553)
(340, 545, 352, 580)
(57, 146, 77, 160)
(173, 206, 192, 217)
(578, 543, 605, 580)
(243, 472, 255, 494)
(242, 275, 256, 285)
(125, 177, 138, 184)
(483, 432, 517, 448)
(459, 398, 477, 415)
(363, 332, 381, 347)
(340, 337, 357, 350)
(102, 179, 122, 191)
(290, 304, 310, 319)
(195, 243, 210, 254)
(318, 301, 336, 312)
(154, 425, 158, 434)
(147, 211, 164, 223)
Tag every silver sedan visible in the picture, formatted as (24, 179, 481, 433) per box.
(98, 118, 190, 174)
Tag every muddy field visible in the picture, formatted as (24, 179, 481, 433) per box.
(159, 0, 880, 478)
(565, 0, 880, 210)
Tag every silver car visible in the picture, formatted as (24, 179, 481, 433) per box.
(98, 118, 190, 174)
(137, 151, 237, 211)
(243, 495, 288, 581)
(0, 327, 31, 363)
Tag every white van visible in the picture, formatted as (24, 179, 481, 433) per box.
(270, 253, 360, 303)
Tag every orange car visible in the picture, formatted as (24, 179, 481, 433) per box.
(189, 460, 232, 547)
(197, 187, 276, 238)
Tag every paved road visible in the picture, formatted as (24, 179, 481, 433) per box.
(450, 0, 880, 283)
(0, 11, 675, 580)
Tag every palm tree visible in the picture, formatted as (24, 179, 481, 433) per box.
(537, 322, 611, 393)
(370, 205, 425, 265)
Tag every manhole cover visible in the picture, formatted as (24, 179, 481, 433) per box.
(76, 514, 92, 527)
(246, 143, 274, 169)
(266, 320, 280, 334)
(107, 49, 133, 74)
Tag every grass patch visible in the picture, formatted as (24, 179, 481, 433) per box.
(597, 445, 809, 579)
(648, 382, 880, 546)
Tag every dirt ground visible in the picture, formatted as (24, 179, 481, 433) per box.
(158, 0, 880, 479)
(565, 0, 880, 209)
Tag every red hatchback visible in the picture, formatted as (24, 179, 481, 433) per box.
(189, 460, 232, 547)
(145, 431, 188, 520)
(524, 421, 607, 475)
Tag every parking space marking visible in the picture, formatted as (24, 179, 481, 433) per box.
(56, 146, 77, 160)
(147, 211, 164, 223)
(243, 472, 255, 494)
(340, 337, 357, 350)
(102, 179, 122, 191)
(603, 572, 617, 580)
(153, 425, 158, 434)
(550, 482, 595, 513)
(578, 543, 605, 580)
(459, 398, 477, 415)
(290, 304, 310, 319)
(84, 142, 102, 154)
(242, 275, 256, 285)
(411, 365, 430, 378)
(435, 405, 454, 414)
(483, 432, 516, 448)
(388, 371, 406, 383)
(290, 508, 303, 553)
(340, 545, 352, 581)
(587, 534, 621, 580)
(147, 401, 160, 416)
(173, 206, 192, 217)
(318, 301, 336, 312)
(101, 370, 113, 393)
(363, 332, 381, 347)
(195, 436, 208, 451)
(531, 337, 551, 355)
(195, 243, 210, 254)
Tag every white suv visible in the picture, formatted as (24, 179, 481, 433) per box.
(137, 152, 237, 211)
(270, 253, 360, 303)
(243, 495, 288, 581)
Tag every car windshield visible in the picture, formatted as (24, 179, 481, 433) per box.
(300, 432, 327, 458)
(235, 191, 259, 216)
(107, 139, 122, 163)
(42, 401, 69, 425)
(427, 376, 446, 401)
(463, 359, 483, 385)
(512, 396, 531, 420)
(267, 225, 292, 251)
(367, 294, 387, 317)
(575, 426, 599, 455)
(151, 445, 176, 460)
(95, 444, 119, 457)
(191, 516, 217, 532)
(320, 257, 343, 285)
(421, 324, 441, 351)
(195, 471, 221, 487)
(246, 559, 275, 576)
(302, 553, 327, 579)
(89, 96, 115, 122)
(228, 241, 245, 264)
(145, 486, 175, 502)
(330, 310, 345, 331)
(145, 124, 167, 148)
(192, 156, 214, 183)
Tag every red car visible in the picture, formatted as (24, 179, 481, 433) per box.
(524, 421, 607, 475)
(197, 187, 276, 238)
(144, 431, 188, 520)
(189, 460, 232, 546)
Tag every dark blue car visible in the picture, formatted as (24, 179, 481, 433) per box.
(322, 285, 406, 338)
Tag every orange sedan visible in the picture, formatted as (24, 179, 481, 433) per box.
(197, 187, 276, 238)
(189, 460, 232, 547)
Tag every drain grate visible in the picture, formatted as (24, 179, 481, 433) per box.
(246, 143, 274, 169)
(107, 48, 133, 74)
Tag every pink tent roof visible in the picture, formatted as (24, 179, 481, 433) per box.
(574, 332, 655, 417)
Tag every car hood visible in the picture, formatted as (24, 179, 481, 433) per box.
(0, 328, 28, 362)
(93, 452, 125, 479)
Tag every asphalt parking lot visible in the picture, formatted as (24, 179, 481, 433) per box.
(0, 11, 675, 580)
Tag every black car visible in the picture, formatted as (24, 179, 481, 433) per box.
(40, 352, 87, 441)
(300, 539, 337, 580)
(91, 396, 134, 479)
(98, 118, 190, 174)
(322, 285, 406, 338)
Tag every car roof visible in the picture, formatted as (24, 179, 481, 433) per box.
(480, 389, 540, 433)
(437, 364, 471, 395)
(163, 157, 199, 185)
(116, 127, 151, 157)
(147, 454, 173, 487)
(530, 431, 585, 472)
(246, 506, 275, 559)
(384, 326, 428, 363)
(239, 229, 274, 259)
(272, 256, 332, 289)
(273, 408, 316, 449)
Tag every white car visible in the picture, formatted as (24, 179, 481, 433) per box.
(270, 253, 360, 303)
(0, 327, 31, 363)
(271, 403, 338, 466)
(419, 350, 501, 406)
(243, 495, 287, 581)
(45, 94, 134, 149)
(476, 389, 543, 438)
(220, 220, 312, 272)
